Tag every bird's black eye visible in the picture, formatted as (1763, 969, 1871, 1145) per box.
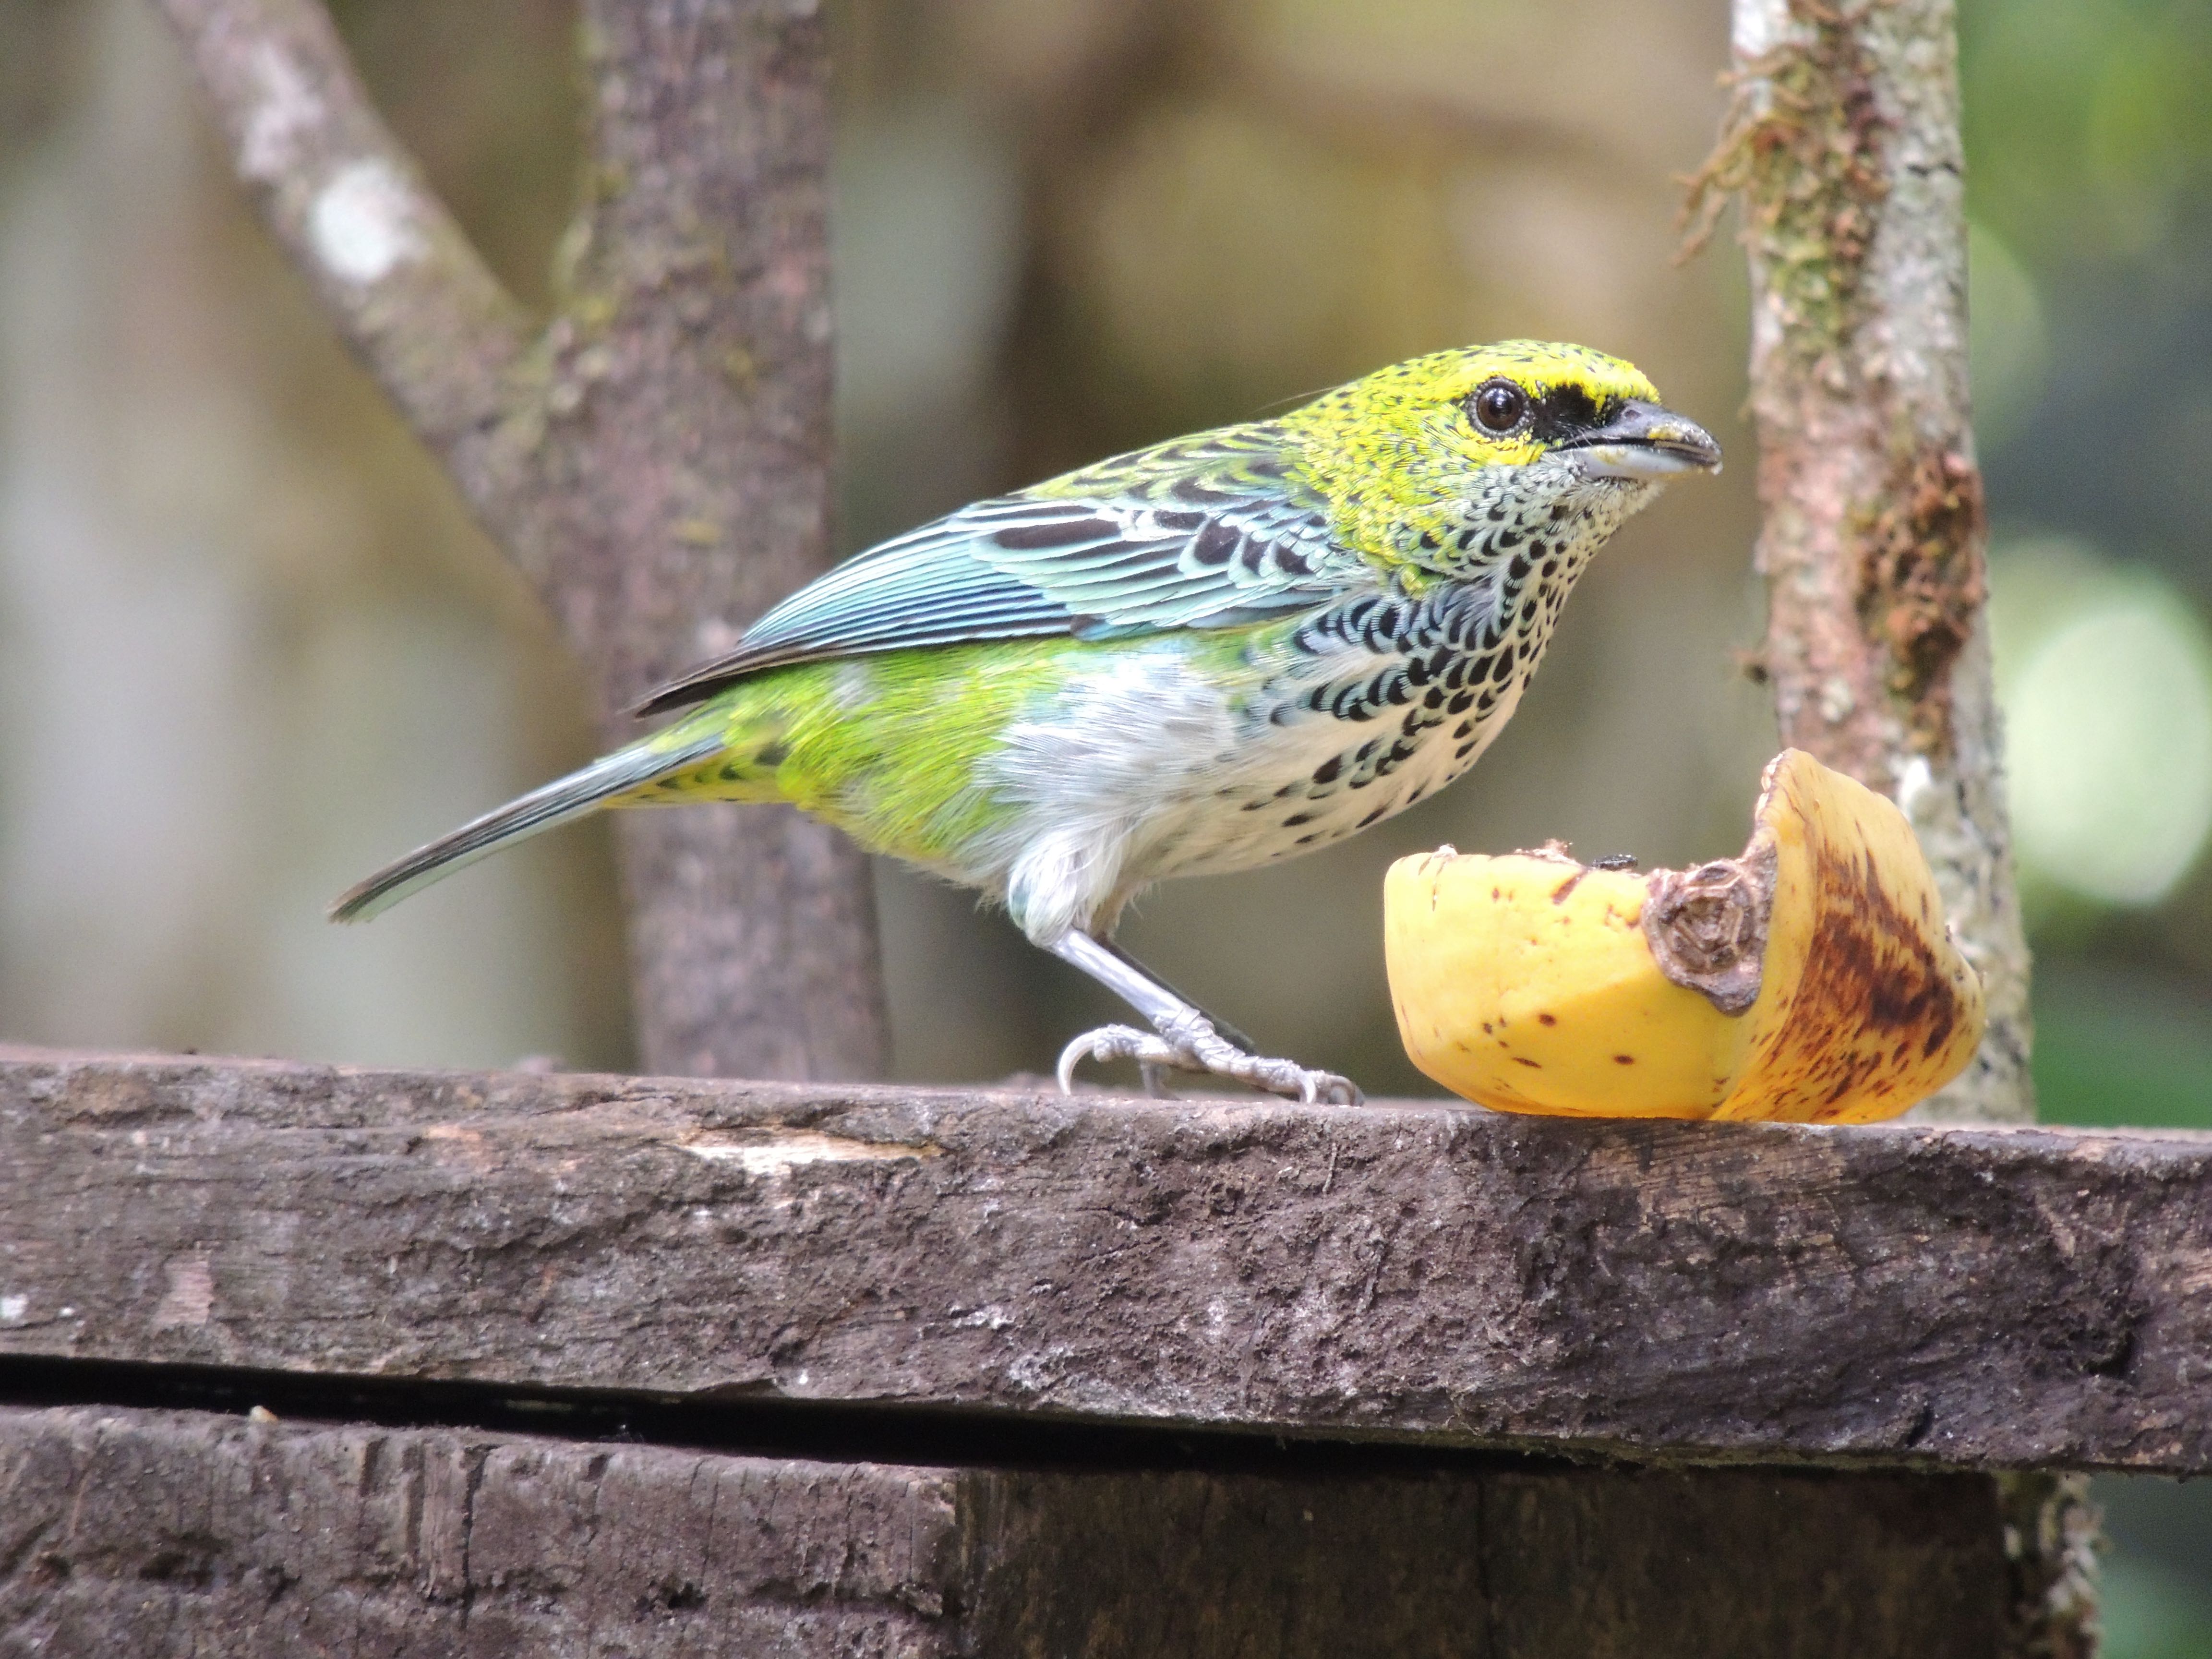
(1469, 380, 1529, 434)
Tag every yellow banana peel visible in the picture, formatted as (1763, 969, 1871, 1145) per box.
(1384, 749, 1985, 1122)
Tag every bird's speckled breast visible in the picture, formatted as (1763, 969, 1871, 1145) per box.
(1149, 551, 1591, 878)
(982, 474, 1644, 939)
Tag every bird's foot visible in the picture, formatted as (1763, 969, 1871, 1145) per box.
(1057, 1010, 1362, 1105)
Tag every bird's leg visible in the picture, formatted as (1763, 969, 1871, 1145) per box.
(1090, 936, 1259, 1052)
(1048, 932, 1363, 1105)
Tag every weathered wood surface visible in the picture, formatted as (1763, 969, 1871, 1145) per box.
(0, 1403, 2008, 1658)
(2, 1047, 2206, 1474)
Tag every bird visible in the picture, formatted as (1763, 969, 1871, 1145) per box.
(333, 340, 1720, 1105)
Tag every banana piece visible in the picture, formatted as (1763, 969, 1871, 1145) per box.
(1384, 749, 1985, 1122)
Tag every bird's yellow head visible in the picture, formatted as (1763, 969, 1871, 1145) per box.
(1282, 341, 1720, 574)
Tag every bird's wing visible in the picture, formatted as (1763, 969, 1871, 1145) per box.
(632, 427, 1358, 715)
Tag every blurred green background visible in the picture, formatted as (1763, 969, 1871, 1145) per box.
(0, 0, 2207, 1648)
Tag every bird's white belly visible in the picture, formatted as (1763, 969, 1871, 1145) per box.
(976, 633, 1521, 941)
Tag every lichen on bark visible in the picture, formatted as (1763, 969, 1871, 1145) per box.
(1683, 0, 1893, 372)
(1854, 445, 1987, 748)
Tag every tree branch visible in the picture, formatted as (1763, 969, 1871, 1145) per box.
(156, 0, 888, 1081)
(154, 0, 534, 505)
(1688, 11, 2075, 1642)
(543, 0, 885, 1079)
(1687, 0, 2032, 1126)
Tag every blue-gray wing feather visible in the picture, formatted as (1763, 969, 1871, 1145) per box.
(630, 428, 1359, 716)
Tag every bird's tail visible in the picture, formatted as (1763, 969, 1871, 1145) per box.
(330, 728, 728, 923)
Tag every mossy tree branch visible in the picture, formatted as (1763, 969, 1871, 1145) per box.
(155, 0, 888, 1082)
(1686, 0, 2032, 1130)
(1688, 11, 2080, 1647)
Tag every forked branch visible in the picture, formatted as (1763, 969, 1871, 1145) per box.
(156, 0, 888, 1081)
(155, 0, 533, 512)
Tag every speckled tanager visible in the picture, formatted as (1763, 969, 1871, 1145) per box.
(335, 340, 1721, 1103)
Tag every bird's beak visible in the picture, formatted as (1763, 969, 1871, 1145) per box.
(1565, 399, 1723, 480)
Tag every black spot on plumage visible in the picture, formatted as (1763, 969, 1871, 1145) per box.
(1154, 509, 1205, 532)
(1496, 529, 1522, 551)
(1443, 661, 1468, 691)
(1296, 833, 1321, 845)
(1452, 721, 1473, 739)
(1190, 520, 1241, 566)
(1357, 803, 1392, 829)
(1356, 739, 1382, 763)
(1172, 477, 1234, 507)
(996, 516, 1118, 550)
(1423, 685, 1445, 709)
(1406, 655, 1433, 686)
(1312, 755, 1343, 784)
(1541, 557, 1560, 578)
(1276, 547, 1314, 577)
(1448, 690, 1475, 714)
(1508, 552, 1532, 583)
(1488, 505, 1507, 523)
(1457, 528, 1479, 552)
(756, 740, 790, 767)
(1238, 539, 1269, 575)
(1455, 740, 1479, 759)
(1496, 642, 1516, 673)
(1419, 529, 1440, 550)
(720, 763, 743, 781)
(1283, 812, 1313, 827)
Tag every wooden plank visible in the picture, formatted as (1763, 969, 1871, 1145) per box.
(966, 1462, 2008, 1659)
(0, 1404, 2007, 1657)
(1, 1047, 2206, 1473)
(0, 1403, 965, 1657)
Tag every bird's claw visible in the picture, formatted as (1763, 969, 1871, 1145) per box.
(1056, 1011, 1363, 1105)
